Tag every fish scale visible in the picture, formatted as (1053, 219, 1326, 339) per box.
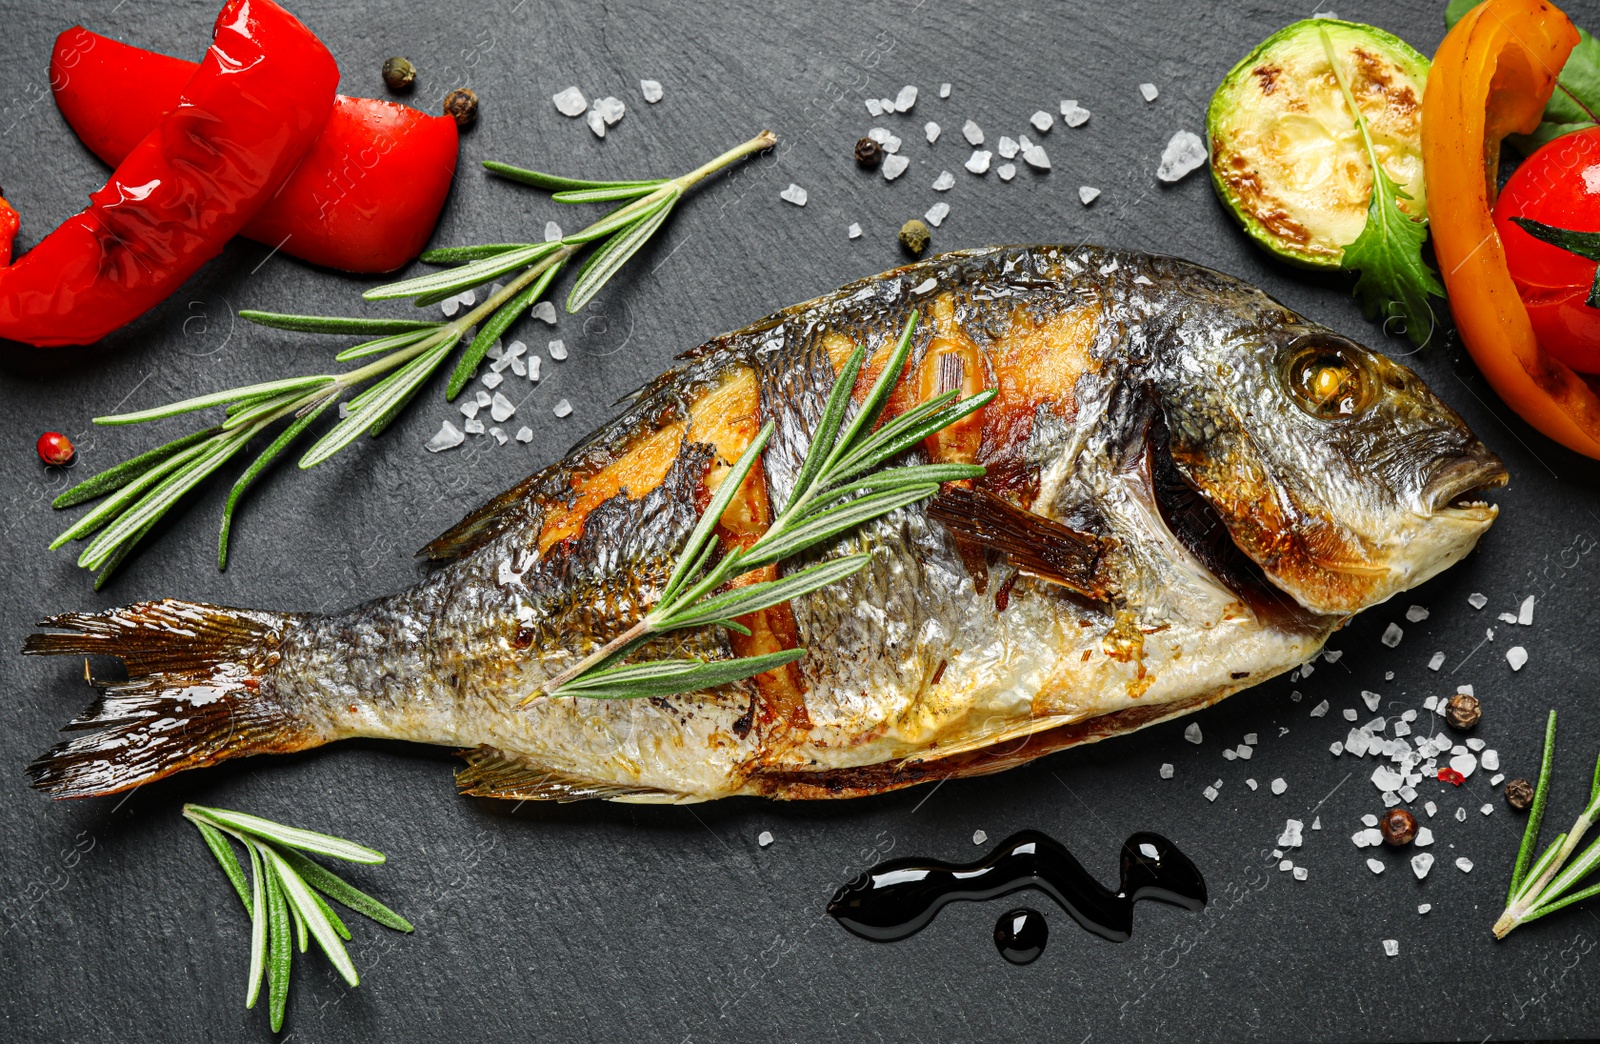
(25, 245, 1505, 803)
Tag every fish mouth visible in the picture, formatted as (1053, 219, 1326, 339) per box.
(1422, 456, 1510, 523)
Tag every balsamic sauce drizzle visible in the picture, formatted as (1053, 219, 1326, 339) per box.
(827, 830, 1206, 945)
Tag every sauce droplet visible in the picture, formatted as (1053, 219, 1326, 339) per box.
(993, 907, 1048, 964)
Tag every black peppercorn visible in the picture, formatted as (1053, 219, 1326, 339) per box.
(1380, 807, 1418, 846)
(898, 219, 930, 256)
(382, 56, 416, 92)
(1445, 693, 1481, 730)
(1505, 777, 1535, 811)
(443, 87, 479, 128)
(855, 137, 883, 169)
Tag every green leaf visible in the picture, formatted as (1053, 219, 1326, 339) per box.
(289, 894, 308, 953)
(336, 327, 445, 363)
(96, 376, 336, 426)
(51, 427, 223, 509)
(187, 806, 387, 865)
(829, 391, 994, 484)
(239, 311, 442, 335)
(552, 648, 807, 700)
(1512, 832, 1570, 907)
(1527, 878, 1600, 922)
(447, 260, 564, 400)
(273, 846, 414, 933)
(805, 463, 985, 509)
(817, 312, 920, 480)
(551, 183, 670, 204)
(658, 421, 775, 608)
(1511, 710, 1560, 903)
(420, 243, 537, 263)
(260, 844, 359, 988)
(737, 485, 937, 570)
(1535, 832, 1600, 908)
(1443, 0, 1477, 30)
(482, 160, 666, 193)
(311, 887, 352, 941)
(566, 196, 677, 313)
(263, 849, 292, 1032)
(786, 341, 868, 510)
(1510, 217, 1600, 307)
(49, 437, 211, 549)
(91, 511, 165, 590)
(563, 188, 677, 247)
(245, 841, 267, 1010)
(188, 811, 253, 914)
(1538, 28, 1600, 132)
(299, 341, 453, 468)
(363, 243, 558, 302)
(660, 555, 874, 630)
(218, 397, 337, 570)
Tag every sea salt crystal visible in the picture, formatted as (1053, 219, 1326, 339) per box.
(1245, 778, 1258, 790)
(1373, 766, 1404, 791)
(1245, 733, 1258, 745)
(1393, 720, 1411, 738)
(881, 135, 902, 154)
(1466, 738, 1485, 751)
(848, 222, 862, 239)
(1279, 819, 1303, 847)
(1300, 663, 1315, 679)
(463, 417, 485, 435)
(640, 79, 663, 103)
(1344, 708, 1358, 722)
(475, 390, 492, 407)
(1456, 857, 1474, 873)
(1330, 741, 1345, 756)
(482, 371, 503, 390)
(515, 426, 533, 443)
(939, 83, 952, 98)
(460, 400, 480, 419)
(962, 120, 984, 146)
(1291, 691, 1303, 702)
(1367, 858, 1385, 875)
(1060, 100, 1090, 127)
(882, 154, 909, 180)
(1382, 939, 1400, 957)
(1428, 652, 1445, 671)
(491, 355, 511, 374)
(425, 421, 464, 452)
(925, 202, 950, 228)
(552, 399, 573, 418)
(1324, 649, 1343, 663)
(1450, 753, 1477, 779)
(548, 339, 567, 360)
(1030, 110, 1054, 132)
(1455, 807, 1468, 822)
(490, 392, 515, 423)
(879, 98, 894, 112)
(1499, 612, 1518, 624)
(1075, 186, 1101, 206)
(1519, 595, 1535, 625)
(1406, 605, 1430, 622)
(1223, 749, 1237, 761)
(458, 289, 476, 307)
(586, 109, 607, 138)
(1480, 803, 1495, 817)
(998, 136, 1019, 159)
(1271, 778, 1287, 795)
(1482, 749, 1500, 771)
(1416, 827, 1433, 846)
(1352, 830, 1373, 849)
(1381, 623, 1403, 648)
(1386, 671, 1395, 681)
(510, 357, 526, 377)
(1507, 646, 1528, 671)
(1425, 801, 1437, 817)
(595, 96, 626, 125)
(997, 163, 1016, 181)
(489, 427, 507, 445)
(1236, 744, 1253, 760)
(1185, 723, 1202, 744)
(487, 342, 505, 360)
(1140, 82, 1160, 102)
(866, 98, 883, 117)
(1311, 700, 1329, 718)
(1458, 684, 1474, 696)
(780, 183, 808, 206)
(1400, 785, 1417, 802)
(507, 340, 527, 358)
(1401, 709, 1416, 722)
(1159, 763, 1174, 779)
(1418, 903, 1432, 914)
(757, 830, 774, 848)
(1469, 592, 1488, 609)
(527, 356, 541, 382)
(553, 86, 587, 117)
(1362, 814, 1379, 827)
(965, 151, 991, 174)
(972, 829, 987, 845)
(1313, 817, 1321, 830)
(441, 296, 461, 317)
(533, 301, 558, 324)
(1279, 859, 1293, 871)
(932, 170, 955, 191)
(925, 121, 941, 144)
(1203, 785, 1218, 802)
(1021, 143, 1050, 169)
(894, 85, 918, 112)
(1293, 867, 1309, 881)
(1363, 691, 1381, 712)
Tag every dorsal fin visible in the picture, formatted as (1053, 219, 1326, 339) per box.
(454, 745, 686, 803)
(419, 478, 540, 561)
(927, 487, 1118, 602)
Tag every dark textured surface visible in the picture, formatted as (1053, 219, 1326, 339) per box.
(2, 0, 1600, 1040)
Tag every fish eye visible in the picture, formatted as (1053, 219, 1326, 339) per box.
(1282, 341, 1375, 420)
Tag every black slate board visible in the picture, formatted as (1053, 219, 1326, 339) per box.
(4, 0, 1600, 1040)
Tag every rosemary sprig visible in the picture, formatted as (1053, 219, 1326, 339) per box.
(48, 131, 777, 586)
(529, 310, 994, 704)
(1492, 711, 1600, 939)
(183, 804, 412, 1032)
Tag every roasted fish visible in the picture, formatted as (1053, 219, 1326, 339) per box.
(26, 246, 1506, 802)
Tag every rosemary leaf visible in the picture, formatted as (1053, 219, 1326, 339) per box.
(787, 347, 868, 510)
(658, 422, 774, 607)
(92, 513, 166, 590)
(809, 463, 986, 508)
(97, 376, 336, 426)
(815, 314, 920, 479)
(336, 327, 444, 363)
(219, 397, 337, 570)
(188, 807, 387, 865)
(550, 183, 671, 204)
(289, 891, 309, 953)
(737, 486, 938, 570)
(261, 844, 359, 988)
(830, 391, 995, 482)
(364, 243, 559, 302)
(311, 888, 353, 942)
(481, 161, 666, 193)
(274, 846, 415, 933)
(562, 189, 676, 250)
(420, 243, 536, 263)
(1511, 710, 1559, 902)
(52, 427, 222, 509)
(1527, 878, 1600, 922)
(299, 341, 454, 468)
(189, 813, 253, 914)
(1536, 831, 1600, 906)
(1512, 832, 1570, 907)
(245, 841, 267, 1010)
(552, 649, 807, 700)
(448, 260, 564, 400)
(567, 196, 677, 312)
(659, 555, 873, 631)
(240, 311, 441, 335)
(49, 436, 221, 548)
(263, 848, 292, 1031)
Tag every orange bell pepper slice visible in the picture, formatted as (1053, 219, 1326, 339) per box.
(1423, 0, 1600, 458)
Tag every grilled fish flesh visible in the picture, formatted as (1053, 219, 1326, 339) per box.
(26, 245, 1507, 802)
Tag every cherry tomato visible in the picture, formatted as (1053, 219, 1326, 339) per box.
(36, 431, 74, 466)
(1493, 126, 1600, 373)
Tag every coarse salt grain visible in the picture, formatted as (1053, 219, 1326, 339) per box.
(533, 301, 558, 324)
(1428, 652, 1445, 671)
(1381, 623, 1403, 647)
(1245, 778, 1258, 790)
(925, 121, 941, 143)
(972, 829, 987, 845)
(586, 109, 606, 138)
(1030, 110, 1054, 132)
(962, 120, 984, 146)
(965, 150, 992, 174)
(425, 421, 464, 452)
(1224, 749, 1237, 761)
(780, 183, 808, 206)
(545, 220, 564, 243)
(1467, 738, 1485, 751)
(515, 426, 533, 443)
(924, 203, 949, 227)
(1519, 595, 1535, 625)
(1185, 722, 1202, 744)
(527, 356, 541, 382)
(848, 223, 862, 239)
(548, 339, 568, 360)
(932, 170, 955, 191)
(552, 399, 572, 418)
(998, 136, 1019, 159)
(640, 79, 663, 103)
(997, 163, 1016, 181)
(758, 830, 774, 847)
(1482, 803, 1494, 816)
(460, 400, 480, 419)
(939, 83, 952, 98)
(1456, 857, 1474, 873)
(1021, 143, 1050, 169)
(1279, 819, 1303, 847)
(1271, 778, 1287, 795)
(1507, 646, 1528, 671)
(1344, 708, 1358, 722)
(1469, 592, 1488, 609)
(1159, 763, 1174, 779)
(463, 417, 485, 435)
(894, 85, 918, 112)
(1482, 749, 1500, 771)
(1382, 939, 1399, 957)
(1330, 741, 1344, 756)
(441, 296, 461, 317)
(1362, 814, 1378, 827)
(1140, 82, 1159, 102)
(1418, 903, 1431, 914)
(1367, 858, 1385, 875)
(1415, 827, 1433, 846)
(1279, 859, 1293, 871)
(1363, 691, 1381, 712)
(1203, 786, 1218, 802)
(1156, 130, 1206, 181)
(1311, 700, 1329, 718)
(475, 390, 492, 407)
(1406, 605, 1430, 622)
(1455, 807, 1467, 822)
(482, 372, 503, 390)
(1236, 744, 1253, 760)
(489, 427, 507, 445)
(882, 154, 909, 180)
(553, 86, 587, 116)
(866, 98, 883, 117)
(490, 392, 515, 423)
(1293, 867, 1308, 880)
(1245, 733, 1258, 745)
(1079, 186, 1100, 205)
(1491, 773, 1505, 786)
(1061, 100, 1090, 126)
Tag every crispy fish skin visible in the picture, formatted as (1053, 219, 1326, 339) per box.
(25, 246, 1505, 802)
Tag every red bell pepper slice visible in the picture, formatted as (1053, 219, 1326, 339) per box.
(0, 0, 338, 347)
(50, 25, 458, 275)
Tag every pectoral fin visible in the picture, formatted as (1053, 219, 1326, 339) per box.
(927, 487, 1117, 602)
(454, 746, 698, 803)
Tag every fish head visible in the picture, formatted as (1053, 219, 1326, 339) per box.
(1157, 314, 1506, 616)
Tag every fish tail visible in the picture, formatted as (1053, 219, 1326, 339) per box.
(24, 599, 319, 799)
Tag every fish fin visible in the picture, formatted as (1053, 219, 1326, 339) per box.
(898, 715, 1082, 765)
(926, 487, 1118, 602)
(455, 746, 692, 803)
(419, 479, 539, 561)
(24, 600, 316, 799)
